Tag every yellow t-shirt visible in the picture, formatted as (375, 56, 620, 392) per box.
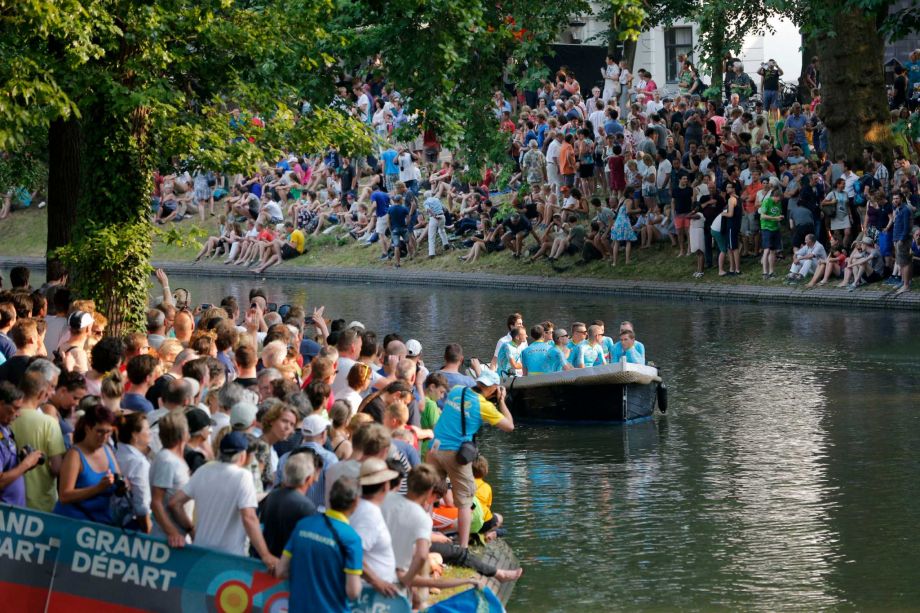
(11, 407, 66, 512)
(475, 478, 493, 522)
(289, 229, 306, 254)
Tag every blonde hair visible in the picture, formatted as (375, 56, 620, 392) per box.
(101, 370, 125, 400)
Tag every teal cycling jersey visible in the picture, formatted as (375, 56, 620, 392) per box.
(521, 341, 553, 374)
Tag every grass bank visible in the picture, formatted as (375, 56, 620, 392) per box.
(0, 206, 792, 285)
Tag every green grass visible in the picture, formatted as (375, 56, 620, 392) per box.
(0, 206, 901, 291)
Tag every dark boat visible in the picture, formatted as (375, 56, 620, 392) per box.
(503, 361, 666, 424)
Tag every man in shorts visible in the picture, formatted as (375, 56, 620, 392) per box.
(741, 168, 764, 256)
(370, 187, 391, 259)
(426, 369, 513, 551)
(387, 194, 411, 268)
(892, 194, 913, 295)
(252, 221, 306, 274)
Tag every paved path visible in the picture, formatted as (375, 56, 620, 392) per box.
(4, 257, 918, 311)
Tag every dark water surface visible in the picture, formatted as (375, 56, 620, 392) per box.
(172, 275, 920, 611)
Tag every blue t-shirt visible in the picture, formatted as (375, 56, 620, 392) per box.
(0, 424, 25, 506)
(496, 342, 521, 377)
(521, 341, 553, 375)
(121, 393, 154, 414)
(610, 341, 646, 365)
(424, 197, 445, 216)
(600, 336, 617, 363)
(0, 333, 15, 360)
(433, 387, 503, 452)
(284, 511, 363, 613)
(370, 191, 390, 217)
(381, 149, 399, 175)
(249, 182, 263, 199)
(604, 120, 624, 136)
(571, 342, 605, 368)
(893, 205, 912, 242)
(545, 346, 568, 373)
(388, 204, 410, 230)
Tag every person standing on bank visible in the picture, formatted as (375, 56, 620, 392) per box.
(426, 369, 514, 551)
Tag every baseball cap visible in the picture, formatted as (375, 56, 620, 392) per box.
(406, 339, 422, 358)
(185, 407, 214, 434)
(347, 321, 366, 331)
(301, 413, 331, 437)
(69, 311, 94, 331)
(230, 401, 258, 429)
(219, 431, 250, 456)
(476, 368, 501, 387)
(359, 458, 400, 486)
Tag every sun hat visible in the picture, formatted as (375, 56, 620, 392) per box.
(358, 458, 400, 486)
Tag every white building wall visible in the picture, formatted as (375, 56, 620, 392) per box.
(569, 14, 801, 94)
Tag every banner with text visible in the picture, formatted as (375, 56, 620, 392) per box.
(0, 503, 287, 612)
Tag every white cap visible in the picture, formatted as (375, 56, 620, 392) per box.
(230, 402, 258, 429)
(406, 339, 422, 357)
(301, 414, 331, 437)
(476, 368, 501, 387)
(347, 321, 366, 331)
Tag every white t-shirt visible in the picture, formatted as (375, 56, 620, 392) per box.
(656, 159, 672, 189)
(351, 499, 397, 583)
(149, 449, 192, 540)
(398, 152, 415, 182)
(546, 139, 561, 165)
(43, 315, 68, 355)
(182, 461, 258, 555)
(339, 389, 363, 417)
(263, 201, 283, 221)
(211, 412, 230, 443)
(588, 111, 607, 139)
(493, 332, 528, 361)
(332, 356, 357, 398)
(381, 492, 432, 571)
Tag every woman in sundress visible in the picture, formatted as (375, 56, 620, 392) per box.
(610, 198, 637, 267)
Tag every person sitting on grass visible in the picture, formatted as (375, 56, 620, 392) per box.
(786, 233, 827, 282)
(500, 212, 538, 259)
(251, 221, 306, 274)
(231, 218, 274, 266)
(529, 214, 565, 262)
(838, 236, 885, 290)
(458, 219, 502, 265)
(806, 240, 847, 287)
(472, 455, 503, 540)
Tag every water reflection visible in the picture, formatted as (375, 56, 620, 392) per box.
(170, 275, 920, 611)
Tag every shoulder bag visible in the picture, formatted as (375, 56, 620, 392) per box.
(455, 387, 479, 465)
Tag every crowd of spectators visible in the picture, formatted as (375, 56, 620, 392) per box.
(175, 52, 920, 292)
(0, 265, 524, 611)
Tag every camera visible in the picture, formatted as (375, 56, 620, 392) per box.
(112, 474, 128, 497)
(18, 445, 45, 466)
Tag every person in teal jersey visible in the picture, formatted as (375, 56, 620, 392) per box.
(565, 322, 588, 366)
(610, 329, 646, 365)
(496, 326, 526, 377)
(591, 319, 618, 363)
(545, 328, 573, 373)
(521, 325, 553, 375)
(571, 325, 607, 368)
(611, 320, 646, 363)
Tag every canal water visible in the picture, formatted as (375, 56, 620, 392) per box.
(171, 275, 920, 611)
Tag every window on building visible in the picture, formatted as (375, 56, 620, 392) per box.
(664, 27, 693, 83)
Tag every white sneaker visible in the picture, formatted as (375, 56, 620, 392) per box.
(37, 201, 46, 209)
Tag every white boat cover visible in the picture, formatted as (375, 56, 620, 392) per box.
(503, 360, 660, 390)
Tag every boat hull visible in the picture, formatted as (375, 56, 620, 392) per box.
(503, 362, 662, 424)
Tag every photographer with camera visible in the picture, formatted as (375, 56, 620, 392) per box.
(53, 401, 126, 525)
(0, 381, 45, 506)
(757, 59, 784, 119)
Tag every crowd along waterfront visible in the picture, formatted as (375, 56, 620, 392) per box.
(167, 274, 920, 611)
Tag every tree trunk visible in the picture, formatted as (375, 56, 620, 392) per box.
(798, 35, 819, 104)
(708, 27, 725, 99)
(46, 118, 81, 269)
(818, 9, 894, 169)
(623, 38, 637, 72)
(66, 103, 153, 335)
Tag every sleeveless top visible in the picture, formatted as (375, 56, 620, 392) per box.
(54, 444, 116, 524)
